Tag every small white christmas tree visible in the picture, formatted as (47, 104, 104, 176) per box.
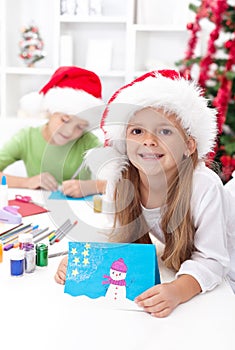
(19, 24, 46, 67)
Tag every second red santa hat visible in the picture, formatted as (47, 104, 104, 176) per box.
(19, 66, 104, 128)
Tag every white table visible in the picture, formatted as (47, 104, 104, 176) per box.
(0, 189, 235, 350)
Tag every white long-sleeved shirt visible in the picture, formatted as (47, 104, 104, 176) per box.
(224, 170, 235, 292)
(142, 162, 229, 293)
(224, 170, 235, 251)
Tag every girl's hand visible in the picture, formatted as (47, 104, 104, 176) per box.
(62, 179, 106, 198)
(54, 256, 68, 285)
(27, 173, 58, 191)
(135, 282, 181, 318)
(135, 275, 201, 318)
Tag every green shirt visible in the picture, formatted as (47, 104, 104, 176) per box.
(0, 126, 101, 183)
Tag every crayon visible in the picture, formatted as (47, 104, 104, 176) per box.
(33, 227, 50, 242)
(33, 230, 55, 244)
(24, 225, 39, 233)
(49, 220, 72, 245)
(2, 224, 38, 245)
(0, 223, 32, 241)
(56, 220, 78, 242)
(48, 232, 56, 240)
(48, 250, 68, 258)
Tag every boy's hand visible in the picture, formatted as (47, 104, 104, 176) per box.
(27, 173, 58, 191)
(54, 256, 68, 285)
(61, 179, 106, 198)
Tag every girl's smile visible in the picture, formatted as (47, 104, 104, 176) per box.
(138, 152, 164, 160)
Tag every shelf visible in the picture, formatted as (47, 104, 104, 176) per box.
(5, 67, 54, 75)
(60, 15, 127, 24)
(133, 24, 187, 32)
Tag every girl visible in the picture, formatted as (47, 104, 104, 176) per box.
(224, 171, 235, 293)
(0, 66, 106, 197)
(55, 70, 229, 316)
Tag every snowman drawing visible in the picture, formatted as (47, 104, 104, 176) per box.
(103, 258, 128, 301)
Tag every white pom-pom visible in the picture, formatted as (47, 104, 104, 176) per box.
(84, 147, 129, 183)
(18, 92, 44, 118)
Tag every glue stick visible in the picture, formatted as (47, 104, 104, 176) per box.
(0, 175, 8, 208)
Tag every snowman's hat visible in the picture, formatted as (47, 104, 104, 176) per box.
(111, 258, 127, 273)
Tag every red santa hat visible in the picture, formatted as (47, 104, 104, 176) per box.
(85, 70, 218, 190)
(18, 66, 104, 128)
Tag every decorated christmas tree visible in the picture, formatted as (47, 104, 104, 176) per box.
(177, 0, 235, 182)
(19, 24, 46, 67)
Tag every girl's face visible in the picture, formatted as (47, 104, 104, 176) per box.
(45, 112, 89, 145)
(126, 107, 196, 179)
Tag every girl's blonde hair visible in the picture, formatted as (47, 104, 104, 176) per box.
(110, 150, 199, 272)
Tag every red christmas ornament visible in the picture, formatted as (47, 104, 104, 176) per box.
(186, 22, 194, 30)
(225, 40, 233, 49)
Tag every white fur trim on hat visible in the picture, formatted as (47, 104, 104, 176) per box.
(43, 87, 104, 129)
(85, 147, 128, 181)
(84, 147, 129, 198)
(43, 87, 102, 114)
(103, 72, 218, 159)
(19, 87, 104, 129)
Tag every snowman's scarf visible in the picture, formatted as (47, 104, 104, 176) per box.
(103, 275, 126, 286)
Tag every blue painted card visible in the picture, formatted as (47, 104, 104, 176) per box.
(49, 190, 93, 201)
(64, 242, 160, 306)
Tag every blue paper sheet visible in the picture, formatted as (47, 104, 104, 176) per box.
(48, 190, 93, 201)
(64, 242, 160, 301)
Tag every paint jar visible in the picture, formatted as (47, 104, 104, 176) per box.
(93, 195, 102, 213)
(18, 233, 33, 250)
(36, 243, 48, 267)
(0, 241, 3, 263)
(10, 250, 25, 276)
(24, 243, 35, 273)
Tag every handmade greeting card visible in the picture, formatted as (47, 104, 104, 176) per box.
(49, 190, 93, 201)
(64, 242, 160, 309)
